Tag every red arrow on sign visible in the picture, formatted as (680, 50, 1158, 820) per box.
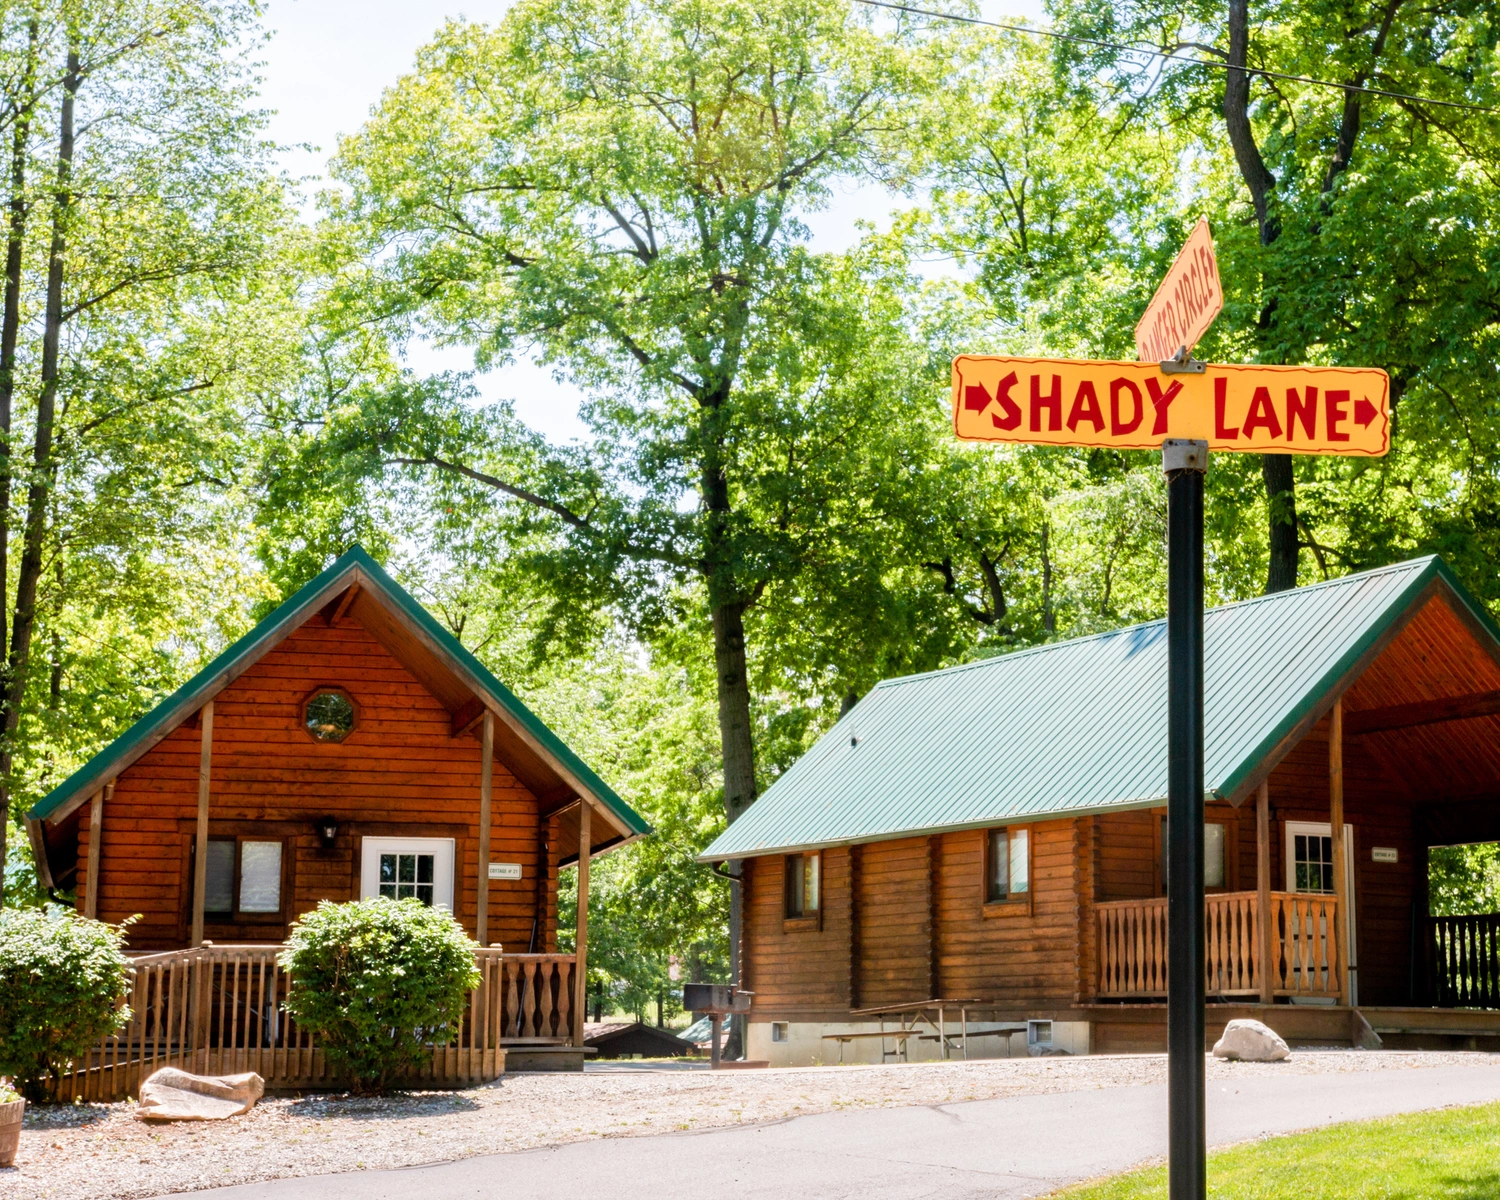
(1355, 397, 1378, 428)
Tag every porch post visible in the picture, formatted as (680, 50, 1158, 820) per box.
(1256, 781, 1273, 1003)
(573, 799, 592, 1047)
(84, 786, 104, 919)
(1329, 697, 1349, 1003)
(191, 700, 214, 948)
(476, 710, 494, 946)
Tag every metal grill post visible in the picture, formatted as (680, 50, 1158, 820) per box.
(1164, 438, 1207, 1200)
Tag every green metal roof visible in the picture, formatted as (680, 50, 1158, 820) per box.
(27, 546, 649, 842)
(703, 556, 1495, 861)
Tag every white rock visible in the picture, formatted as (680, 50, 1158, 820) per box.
(1212, 1018, 1290, 1062)
(135, 1067, 264, 1121)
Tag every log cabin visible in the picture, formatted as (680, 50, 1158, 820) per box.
(703, 555, 1500, 1064)
(24, 546, 648, 1082)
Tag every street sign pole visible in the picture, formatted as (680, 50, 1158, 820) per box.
(952, 221, 1388, 1200)
(1163, 438, 1207, 1200)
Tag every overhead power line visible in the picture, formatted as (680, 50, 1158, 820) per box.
(855, 0, 1500, 116)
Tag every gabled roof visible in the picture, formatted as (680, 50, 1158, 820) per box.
(702, 556, 1500, 861)
(27, 547, 649, 846)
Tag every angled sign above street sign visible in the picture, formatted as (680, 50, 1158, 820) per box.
(1135, 218, 1223, 363)
(952, 356, 1390, 456)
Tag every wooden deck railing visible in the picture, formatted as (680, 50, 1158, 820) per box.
(52, 944, 578, 1101)
(1428, 913, 1500, 1009)
(1096, 891, 1340, 1001)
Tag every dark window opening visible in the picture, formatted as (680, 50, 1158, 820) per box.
(784, 852, 820, 918)
(986, 827, 1029, 903)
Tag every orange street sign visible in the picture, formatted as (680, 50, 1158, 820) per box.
(1136, 218, 1223, 363)
(953, 356, 1390, 456)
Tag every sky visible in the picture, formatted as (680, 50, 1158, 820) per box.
(254, 0, 1049, 443)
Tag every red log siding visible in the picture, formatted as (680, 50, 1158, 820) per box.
(1097, 810, 1160, 901)
(856, 838, 931, 1008)
(743, 849, 852, 1018)
(935, 821, 1078, 1004)
(77, 616, 546, 952)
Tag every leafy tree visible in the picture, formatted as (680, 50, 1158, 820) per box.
(297, 0, 963, 996)
(0, 907, 131, 1101)
(1430, 843, 1500, 917)
(0, 0, 294, 900)
(1048, 0, 1500, 598)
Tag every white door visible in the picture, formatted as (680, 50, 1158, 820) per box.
(360, 837, 456, 912)
(1285, 822, 1357, 1004)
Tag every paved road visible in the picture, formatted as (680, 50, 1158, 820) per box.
(201, 1062, 1500, 1200)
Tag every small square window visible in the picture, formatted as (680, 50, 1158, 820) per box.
(198, 837, 285, 922)
(1160, 817, 1232, 891)
(380, 851, 436, 906)
(771, 1022, 789, 1043)
(986, 827, 1029, 903)
(784, 852, 820, 918)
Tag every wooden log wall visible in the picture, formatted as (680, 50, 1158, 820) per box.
(743, 848, 853, 1019)
(77, 617, 548, 951)
(745, 820, 1081, 1020)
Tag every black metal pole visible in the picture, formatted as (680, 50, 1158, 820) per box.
(1164, 438, 1207, 1200)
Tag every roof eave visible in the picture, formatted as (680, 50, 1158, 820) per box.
(696, 791, 1209, 862)
(27, 557, 364, 826)
(27, 547, 650, 843)
(1216, 559, 1483, 805)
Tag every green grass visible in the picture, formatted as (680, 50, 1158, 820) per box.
(1052, 1103, 1500, 1199)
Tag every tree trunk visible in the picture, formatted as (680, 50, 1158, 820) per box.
(0, 17, 39, 905)
(0, 46, 77, 903)
(1224, 0, 1304, 594)
(1262, 453, 1299, 592)
(713, 599, 758, 826)
(712, 598, 755, 1059)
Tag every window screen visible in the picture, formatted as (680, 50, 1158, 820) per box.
(239, 841, 283, 912)
(1204, 823, 1226, 888)
(204, 840, 235, 914)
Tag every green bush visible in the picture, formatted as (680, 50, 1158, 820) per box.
(0, 909, 132, 1102)
(279, 898, 481, 1093)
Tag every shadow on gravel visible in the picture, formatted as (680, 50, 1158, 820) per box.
(21, 1103, 115, 1128)
(283, 1093, 484, 1121)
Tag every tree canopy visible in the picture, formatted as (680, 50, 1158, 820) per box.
(5, 0, 1500, 1004)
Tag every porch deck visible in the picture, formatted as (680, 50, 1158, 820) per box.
(53, 943, 581, 1101)
(1096, 891, 1341, 1001)
(1081, 1002, 1500, 1054)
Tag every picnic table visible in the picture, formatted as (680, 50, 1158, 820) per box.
(823, 999, 1028, 1062)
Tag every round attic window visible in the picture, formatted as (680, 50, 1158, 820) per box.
(304, 689, 356, 743)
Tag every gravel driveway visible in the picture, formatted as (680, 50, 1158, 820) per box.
(4, 1051, 1494, 1200)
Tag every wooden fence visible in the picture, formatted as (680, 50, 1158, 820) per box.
(52, 944, 578, 1101)
(1428, 914, 1500, 1009)
(1096, 891, 1341, 1000)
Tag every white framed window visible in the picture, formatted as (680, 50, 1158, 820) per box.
(360, 837, 455, 912)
